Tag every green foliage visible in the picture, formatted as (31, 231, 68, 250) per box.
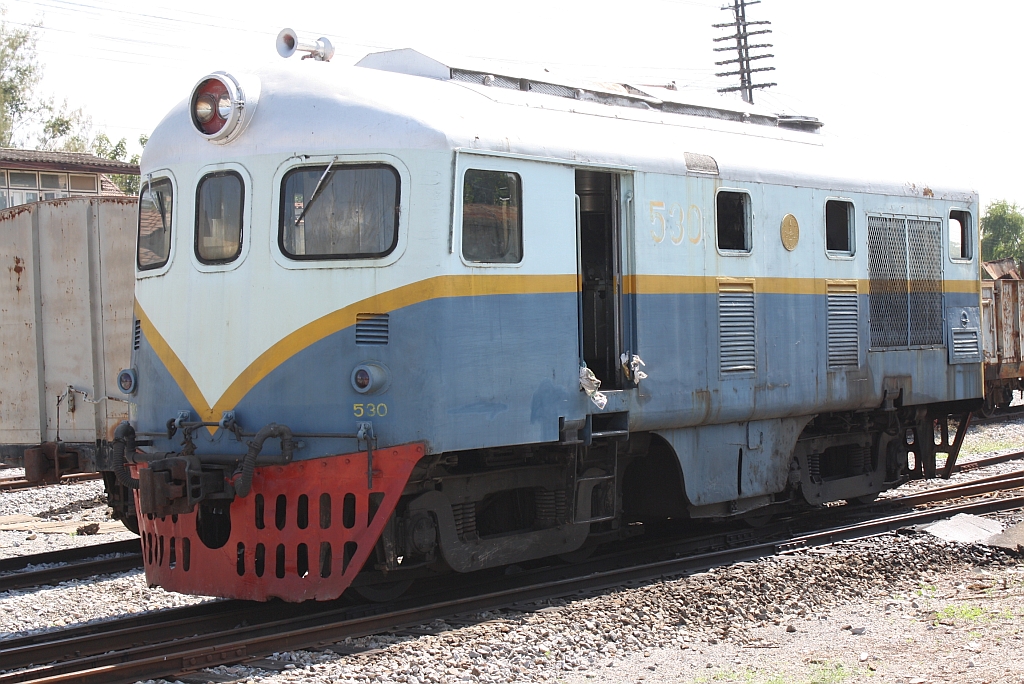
(981, 200, 1024, 265)
(935, 604, 984, 622)
(0, 8, 43, 147)
(808, 663, 853, 684)
(37, 99, 91, 152)
(91, 132, 147, 196)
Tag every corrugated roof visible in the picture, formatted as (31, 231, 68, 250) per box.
(0, 148, 140, 175)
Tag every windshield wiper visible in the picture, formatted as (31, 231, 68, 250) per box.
(294, 157, 337, 227)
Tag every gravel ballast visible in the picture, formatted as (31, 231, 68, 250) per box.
(2, 417, 1024, 683)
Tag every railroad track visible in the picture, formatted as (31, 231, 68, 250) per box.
(4, 478, 1024, 684)
(0, 540, 141, 593)
(0, 473, 102, 492)
(0, 450, 1013, 594)
(969, 406, 1024, 425)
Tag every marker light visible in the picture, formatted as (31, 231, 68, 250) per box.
(351, 363, 390, 394)
(117, 368, 137, 395)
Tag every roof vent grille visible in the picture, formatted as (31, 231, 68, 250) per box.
(684, 152, 719, 175)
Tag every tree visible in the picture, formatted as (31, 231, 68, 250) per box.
(0, 8, 44, 147)
(981, 201, 1024, 265)
(92, 132, 147, 196)
(36, 99, 91, 151)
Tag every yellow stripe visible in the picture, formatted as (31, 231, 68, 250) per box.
(624, 276, 980, 296)
(139, 274, 576, 422)
(134, 301, 211, 420)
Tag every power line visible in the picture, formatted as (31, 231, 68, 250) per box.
(712, 0, 776, 104)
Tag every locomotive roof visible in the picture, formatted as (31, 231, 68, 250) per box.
(143, 55, 974, 203)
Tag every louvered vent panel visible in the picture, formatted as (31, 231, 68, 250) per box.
(867, 215, 909, 348)
(907, 219, 944, 346)
(719, 281, 756, 376)
(355, 313, 389, 346)
(951, 329, 981, 360)
(826, 282, 859, 368)
(133, 319, 142, 351)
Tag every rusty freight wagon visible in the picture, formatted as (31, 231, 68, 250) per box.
(0, 195, 138, 510)
(982, 258, 1024, 414)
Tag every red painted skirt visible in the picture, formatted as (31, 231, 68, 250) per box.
(134, 443, 424, 601)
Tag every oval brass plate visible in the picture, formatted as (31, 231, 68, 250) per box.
(781, 214, 799, 251)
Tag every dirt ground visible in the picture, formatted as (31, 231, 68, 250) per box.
(562, 561, 1024, 684)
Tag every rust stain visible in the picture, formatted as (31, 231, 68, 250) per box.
(10, 256, 24, 293)
(922, 187, 934, 197)
(0, 204, 34, 220)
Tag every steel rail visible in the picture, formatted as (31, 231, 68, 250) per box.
(0, 555, 142, 594)
(0, 541, 139, 575)
(0, 474, 102, 492)
(885, 470, 1024, 509)
(8, 493, 1024, 684)
(953, 449, 1024, 473)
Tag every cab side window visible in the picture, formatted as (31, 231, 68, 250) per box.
(462, 169, 522, 263)
(825, 199, 854, 254)
(716, 190, 751, 252)
(195, 171, 244, 264)
(949, 209, 972, 260)
(138, 178, 173, 270)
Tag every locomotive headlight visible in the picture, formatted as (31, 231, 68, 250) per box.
(117, 368, 137, 395)
(351, 363, 390, 394)
(194, 94, 216, 123)
(188, 72, 261, 144)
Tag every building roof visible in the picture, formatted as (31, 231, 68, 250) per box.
(0, 148, 139, 175)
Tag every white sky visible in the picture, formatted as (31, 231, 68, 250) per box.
(7, 0, 1023, 210)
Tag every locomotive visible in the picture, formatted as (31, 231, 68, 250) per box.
(107, 31, 983, 601)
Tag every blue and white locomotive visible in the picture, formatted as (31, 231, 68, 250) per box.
(109, 31, 983, 601)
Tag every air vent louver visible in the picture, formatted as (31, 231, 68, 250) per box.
(719, 281, 756, 376)
(826, 281, 859, 368)
(355, 313, 389, 346)
(133, 319, 142, 351)
(952, 329, 980, 359)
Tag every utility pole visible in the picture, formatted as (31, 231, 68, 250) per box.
(713, 0, 777, 104)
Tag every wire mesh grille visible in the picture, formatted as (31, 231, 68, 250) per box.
(907, 219, 944, 346)
(867, 215, 944, 349)
(528, 82, 577, 98)
(867, 216, 909, 348)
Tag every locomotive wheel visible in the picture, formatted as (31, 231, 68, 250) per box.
(979, 398, 998, 419)
(119, 511, 140, 535)
(350, 579, 413, 603)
